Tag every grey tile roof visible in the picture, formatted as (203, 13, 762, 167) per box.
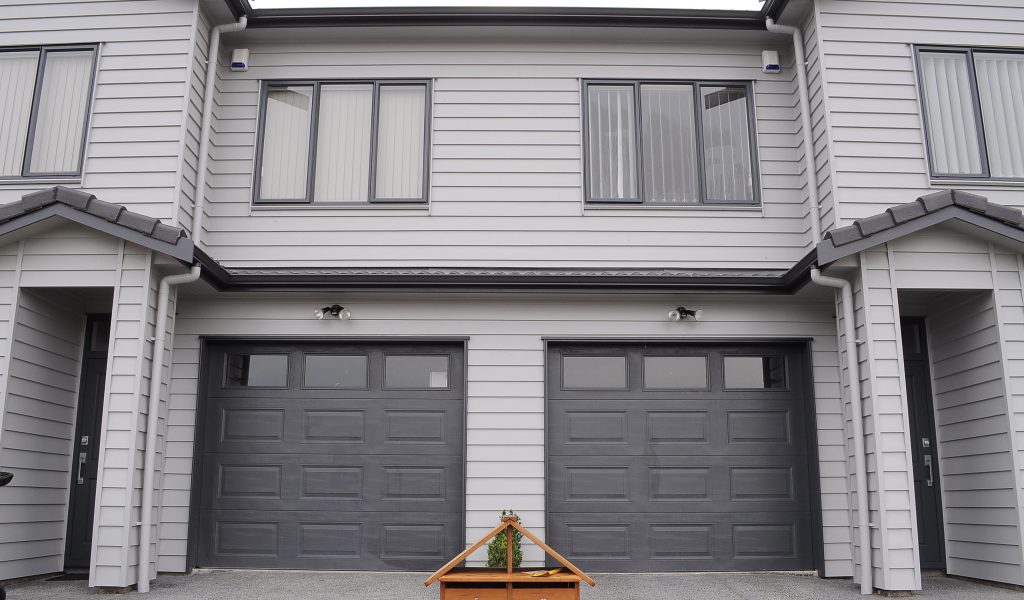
(0, 186, 193, 261)
(824, 190, 1024, 248)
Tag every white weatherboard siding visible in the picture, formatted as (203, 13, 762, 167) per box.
(203, 31, 813, 268)
(0, 289, 85, 580)
(176, 4, 213, 235)
(801, 1, 839, 235)
(0, 0, 198, 221)
(927, 292, 1024, 585)
(815, 0, 1024, 223)
(158, 293, 853, 575)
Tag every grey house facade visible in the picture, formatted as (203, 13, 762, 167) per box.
(1, 0, 1024, 594)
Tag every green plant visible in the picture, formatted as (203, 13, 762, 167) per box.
(486, 510, 523, 568)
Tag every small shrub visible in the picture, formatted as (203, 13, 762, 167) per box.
(486, 511, 523, 568)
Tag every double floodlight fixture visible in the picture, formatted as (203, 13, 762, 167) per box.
(667, 306, 703, 322)
(314, 304, 352, 320)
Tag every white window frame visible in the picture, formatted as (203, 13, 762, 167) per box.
(0, 45, 98, 180)
(916, 46, 1024, 182)
(582, 79, 761, 206)
(253, 79, 432, 205)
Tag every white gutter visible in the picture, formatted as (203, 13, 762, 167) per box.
(765, 17, 822, 243)
(766, 15, 872, 594)
(137, 265, 201, 593)
(192, 15, 247, 247)
(811, 267, 873, 594)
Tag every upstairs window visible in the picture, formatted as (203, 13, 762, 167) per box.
(583, 80, 758, 205)
(918, 48, 1024, 180)
(255, 80, 430, 204)
(0, 46, 96, 178)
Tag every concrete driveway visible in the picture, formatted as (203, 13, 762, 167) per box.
(4, 570, 1019, 599)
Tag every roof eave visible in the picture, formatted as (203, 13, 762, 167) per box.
(222, 1, 790, 30)
(194, 247, 816, 294)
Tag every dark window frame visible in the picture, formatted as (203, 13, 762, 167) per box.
(581, 78, 761, 206)
(0, 44, 98, 180)
(915, 45, 1024, 182)
(253, 78, 432, 205)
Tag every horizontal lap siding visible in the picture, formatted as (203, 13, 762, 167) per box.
(928, 291, 1023, 585)
(0, 289, 84, 580)
(158, 294, 851, 576)
(176, 6, 211, 235)
(804, 4, 839, 235)
(817, 0, 1024, 224)
(859, 250, 918, 589)
(0, 0, 196, 221)
(203, 35, 810, 268)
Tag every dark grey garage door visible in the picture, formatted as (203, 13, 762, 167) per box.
(198, 342, 464, 570)
(547, 343, 814, 572)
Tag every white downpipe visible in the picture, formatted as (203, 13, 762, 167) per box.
(812, 268, 873, 595)
(137, 265, 201, 593)
(765, 17, 822, 243)
(192, 16, 247, 247)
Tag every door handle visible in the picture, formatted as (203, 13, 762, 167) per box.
(923, 454, 934, 487)
(77, 452, 87, 485)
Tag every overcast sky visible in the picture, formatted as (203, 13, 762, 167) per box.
(250, 1, 764, 9)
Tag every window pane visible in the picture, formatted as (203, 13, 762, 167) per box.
(29, 50, 93, 174)
(724, 356, 786, 389)
(975, 53, 1024, 178)
(562, 355, 627, 389)
(304, 354, 367, 388)
(385, 354, 449, 388)
(587, 85, 637, 200)
(314, 84, 372, 202)
(260, 86, 313, 199)
(919, 52, 984, 176)
(225, 354, 288, 387)
(0, 51, 39, 176)
(644, 356, 707, 389)
(641, 84, 699, 204)
(374, 85, 426, 199)
(701, 85, 754, 202)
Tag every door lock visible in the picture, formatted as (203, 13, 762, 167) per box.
(921, 437, 931, 449)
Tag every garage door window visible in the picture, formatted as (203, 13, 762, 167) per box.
(385, 354, 449, 389)
(643, 356, 708, 389)
(562, 355, 627, 389)
(302, 354, 367, 388)
(225, 354, 288, 387)
(724, 356, 786, 389)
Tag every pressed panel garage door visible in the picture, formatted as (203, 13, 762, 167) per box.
(547, 343, 814, 572)
(198, 342, 464, 570)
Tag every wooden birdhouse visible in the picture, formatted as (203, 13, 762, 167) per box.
(425, 513, 596, 600)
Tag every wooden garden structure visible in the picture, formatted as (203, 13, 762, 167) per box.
(425, 514, 596, 600)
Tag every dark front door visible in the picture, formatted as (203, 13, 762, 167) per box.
(65, 316, 110, 569)
(197, 342, 465, 570)
(901, 318, 946, 570)
(546, 342, 815, 572)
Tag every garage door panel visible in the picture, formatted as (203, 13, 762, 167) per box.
(206, 399, 464, 456)
(547, 454, 809, 514)
(548, 401, 806, 457)
(198, 509, 461, 570)
(546, 511, 812, 572)
(203, 452, 461, 512)
(199, 342, 465, 571)
(547, 343, 814, 572)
